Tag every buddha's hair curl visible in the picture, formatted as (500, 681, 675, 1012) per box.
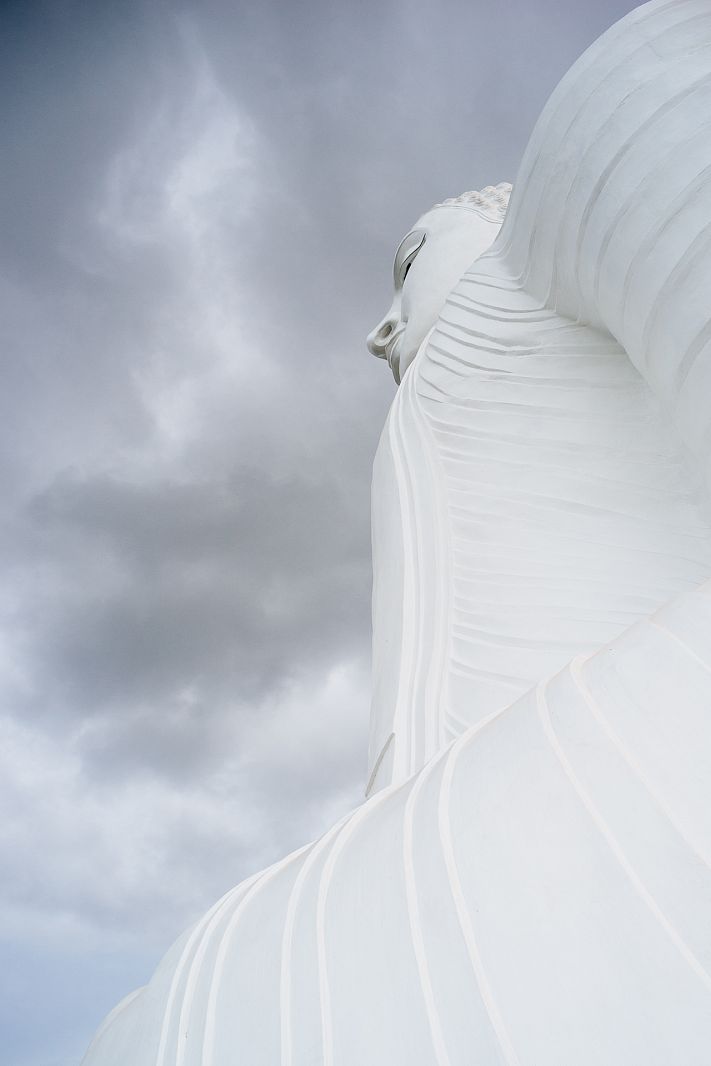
(435, 182, 512, 221)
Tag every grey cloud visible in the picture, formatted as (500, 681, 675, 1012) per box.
(19, 466, 371, 728)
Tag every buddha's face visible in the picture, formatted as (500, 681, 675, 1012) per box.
(367, 205, 503, 384)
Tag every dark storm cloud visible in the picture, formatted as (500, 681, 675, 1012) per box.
(0, 0, 639, 1061)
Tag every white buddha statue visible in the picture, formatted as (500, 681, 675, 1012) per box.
(83, 2, 711, 1063)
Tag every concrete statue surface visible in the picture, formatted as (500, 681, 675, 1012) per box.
(83, 1, 711, 1062)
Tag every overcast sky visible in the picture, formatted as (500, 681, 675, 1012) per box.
(0, 1, 639, 1062)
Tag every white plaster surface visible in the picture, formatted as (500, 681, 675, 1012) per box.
(83, 2, 711, 1061)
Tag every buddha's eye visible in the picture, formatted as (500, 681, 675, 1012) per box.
(393, 230, 426, 289)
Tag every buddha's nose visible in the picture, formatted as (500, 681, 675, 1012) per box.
(367, 315, 397, 359)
